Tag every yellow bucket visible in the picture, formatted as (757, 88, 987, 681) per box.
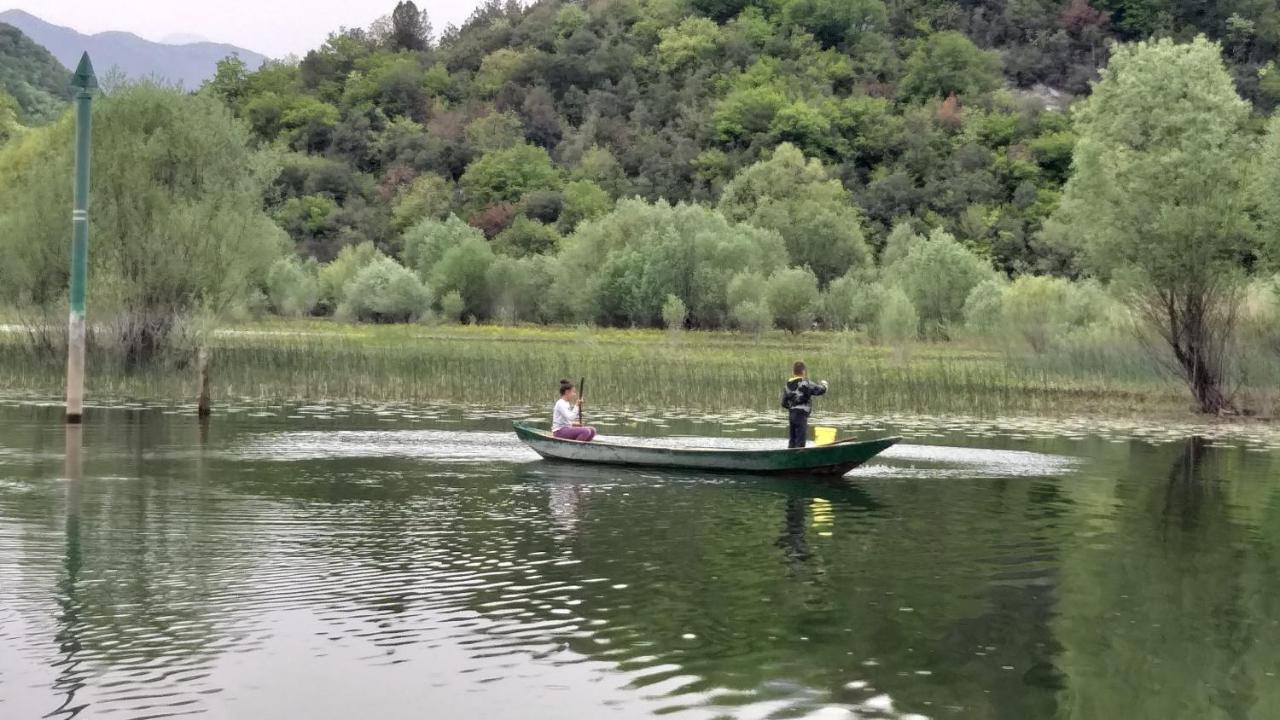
(813, 426, 838, 446)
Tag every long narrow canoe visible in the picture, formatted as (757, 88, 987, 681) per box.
(513, 422, 899, 476)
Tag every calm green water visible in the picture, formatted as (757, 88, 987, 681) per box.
(2, 401, 1279, 720)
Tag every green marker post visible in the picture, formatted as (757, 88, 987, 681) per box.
(66, 53, 97, 424)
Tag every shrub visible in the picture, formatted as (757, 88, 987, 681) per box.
(662, 294, 688, 331)
(338, 257, 431, 323)
(732, 300, 773, 337)
(823, 269, 884, 330)
(765, 267, 820, 333)
(318, 242, 385, 312)
(431, 235, 495, 319)
(962, 278, 1007, 338)
(878, 285, 919, 348)
(439, 290, 466, 324)
(266, 257, 319, 317)
(889, 228, 994, 338)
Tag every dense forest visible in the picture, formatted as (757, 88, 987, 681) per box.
(2, 0, 1280, 413)
(0, 23, 70, 135)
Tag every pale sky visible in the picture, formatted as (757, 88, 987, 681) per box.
(0, 1, 484, 58)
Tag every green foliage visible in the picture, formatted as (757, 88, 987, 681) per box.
(823, 270, 884, 330)
(889, 228, 994, 338)
(1002, 275, 1076, 353)
(459, 144, 561, 212)
(0, 24, 71, 124)
(392, 174, 454, 231)
(438, 290, 466, 324)
(0, 90, 21, 145)
(338, 257, 432, 323)
(494, 216, 561, 257)
(1253, 115, 1280, 271)
(390, 1, 432, 52)
(558, 179, 612, 233)
(430, 235, 495, 319)
(718, 144, 870, 285)
(402, 214, 484, 277)
(1055, 37, 1254, 412)
(465, 111, 525, 152)
(551, 199, 787, 328)
(486, 254, 552, 323)
(878, 285, 919, 346)
(657, 17, 723, 72)
(266, 257, 320, 317)
(475, 48, 531, 96)
(962, 278, 1007, 337)
(0, 82, 284, 361)
(901, 32, 1003, 101)
(318, 241, 385, 310)
(765, 267, 821, 333)
(662, 294, 689, 331)
(731, 300, 773, 337)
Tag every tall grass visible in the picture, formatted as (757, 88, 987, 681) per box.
(0, 319, 1221, 417)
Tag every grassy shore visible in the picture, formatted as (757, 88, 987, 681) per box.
(0, 318, 1241, 418)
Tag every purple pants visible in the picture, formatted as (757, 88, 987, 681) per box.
(554, 426, 597, 442)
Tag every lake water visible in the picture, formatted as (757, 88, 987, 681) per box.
(2, 400, 1279, 719)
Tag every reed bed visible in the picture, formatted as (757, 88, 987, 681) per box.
(0, 319, 1216, 417)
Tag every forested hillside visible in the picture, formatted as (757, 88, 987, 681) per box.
(203, 0, 1280, 279)
(0, 23, 70, 126)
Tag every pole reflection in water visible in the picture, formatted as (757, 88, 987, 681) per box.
(51, 424, 86, 719)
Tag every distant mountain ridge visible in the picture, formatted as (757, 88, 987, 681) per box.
(0, 9, 267, 90)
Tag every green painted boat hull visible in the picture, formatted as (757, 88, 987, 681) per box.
(513, 423, 899, 476)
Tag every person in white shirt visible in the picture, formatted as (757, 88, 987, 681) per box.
(552, 379, 597, 441)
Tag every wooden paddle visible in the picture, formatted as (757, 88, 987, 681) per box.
(578, 376, 586, 425)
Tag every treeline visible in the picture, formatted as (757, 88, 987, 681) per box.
(2, 2, 1280, 412)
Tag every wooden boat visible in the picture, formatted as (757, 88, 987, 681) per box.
(513, 423, 899, 476)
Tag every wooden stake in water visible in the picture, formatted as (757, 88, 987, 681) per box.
(65, 53, 97, 425)
(197, 347, 212, 418)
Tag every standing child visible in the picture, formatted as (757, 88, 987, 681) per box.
(552, 379, 597, 441)
(781, 361, 828, 448)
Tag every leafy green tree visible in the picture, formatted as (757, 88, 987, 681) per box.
(439, 289, 466, 324)
(475, 49, 531, 96)
(731, 300, 773, 337)
(459, 143, 562, 212)
(1055, 37, 1254, 413)
(402, 214, 485, 277)
(266, 257, 320, 317)
(1253, 114, 1280, 271)
(889, 228, 994, 338)
(1001, 275, 1076, 353)
(781, 0, 888, 49)
(465, 111, 525, 152)
(559, 179, 612, 232)
(901, 31, 1003, 101)
(878, 285, 920, 347)
(494, 216, 561, 257)
(338, 257, 432, 322)
(718, 144, 871, 285)
(0, 90, 21, 146)
(571, 146, 628, 198)
(0, 82, 284, 363)
(657, 17, 723, 72)
(880, 220, 924, 267)
(823, 269, 884, 330)
(550, 200, 787, 327)
(726, 271, 767, 310)
(486, 254, 552, 323)
(0, 23, 71, 124)
(431, 235, 495, 319)
(392, 173, 454, 230)
(962, 277, 1007, 337)
(765, 267, 821, 332)
(318, 241, 386, 311)
(662, 294, 689, 331)
(390, 1, 432, 52)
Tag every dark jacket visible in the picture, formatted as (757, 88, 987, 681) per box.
(781, 376, 827, 414)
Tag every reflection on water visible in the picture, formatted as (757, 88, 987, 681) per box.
(0, 403, 1278, 719)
